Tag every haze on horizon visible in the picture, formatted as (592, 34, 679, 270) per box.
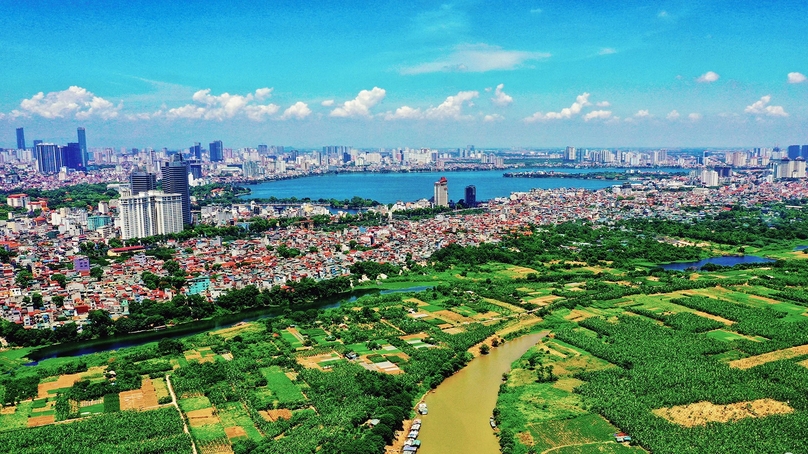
(1, 0, 806, 149)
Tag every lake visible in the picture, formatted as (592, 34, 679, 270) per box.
(659, 255, 774, 271)
(417, 332, 546, 454)
(242, 167, 681, 205)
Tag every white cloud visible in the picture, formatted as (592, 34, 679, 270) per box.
(634, 109, 650, 118)
(17, 86, 120, 120)
(788, 72, 807, 84)
(321, 99, 335, 107)
(524, 93, 591, 122)
(384, 91, 479, 121)
(402, 43, 550, 74)
(744, 95, 788, 117)
(280, 102, 311, 120)
(596, 101, 611, 107)
(384, 106, 423, 120)
(583, 110, 612, 121)
(530, 8, 542, 14)
(688, 113, 702, 121)
(697, 71, 720, 83)
(599, 48, 617, 55)
(166, 88, 278, 121)
(483, 114, 504, 122)
(658, 10, 669, 18)
(666, 110, 681, 120)
(491, 84, 513, 106)
(425, 91, 479, 119)
(330, 87, 386, 118)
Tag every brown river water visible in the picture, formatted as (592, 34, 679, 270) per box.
(417, 332, 546, 454)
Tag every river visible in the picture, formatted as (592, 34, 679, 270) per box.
(242, 167, 682, 205)
(417, 332, 546, 454)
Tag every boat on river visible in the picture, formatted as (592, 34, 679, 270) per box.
(418, 403, 428, 415)
(490, 416, 497, 429)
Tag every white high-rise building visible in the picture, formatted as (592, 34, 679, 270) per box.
(434, 176, 449, 207)
(700, 169, 719, 187)
(119, 191, 184, 240)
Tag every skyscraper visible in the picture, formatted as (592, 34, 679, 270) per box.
(191, 142, 201, 160)
(464, 185, 477, 207)
(130, 169, 157, 195)
(801, 145, 808, 160)
(77, 127, 88, 168)
(119, 191, 185, 240)
(162, 154, 192, 225)
(787, 145, 801, 160)
(62, 143, 83, 170)
(209, 140, 223, 162)
(15, 128, 25, 150)
(434, 176, 449, 207)
(35, 143, 62, 174)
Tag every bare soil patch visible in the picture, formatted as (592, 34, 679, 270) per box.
(692, 310, 734, 326)
(553, 377, 584, 393)
(187, 408, 220, 427)
(259, 409, 292, 422)
(799, 358, 808, 369)
(434, 309, 473, 324)
(729, 344, 808, 369)
(119, 378, 159, 410)
(225, 425, 247, 440)
(529, 295, 561, 306)
(653, 399, 793, 427)
(37, 366, 107, 398)
(27, 415, 55, 427)
(441, 327, 463, 334)
(0, 406, 16, 415)
(518, 431, 535, 446)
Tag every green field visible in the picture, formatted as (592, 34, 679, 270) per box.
(178, 396, 212, 412)
(217, 402, 262, 441)
(259, 366, 305, 403)
(527, 414, 644, 454)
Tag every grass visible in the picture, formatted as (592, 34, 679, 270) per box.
(0, 401, 33, 432)
(190, 423, 227, 443)
(281, 330, 304, 348)
(179, 396, 213, 412)
(705, 329, 764, 343)
(152, 377, 170, 401)
(79, 402, 105, 416)
(527, 414, 642, 453)
(259, 366, 305, 403)
(0, 347, 33, 372)
(217, 402, 262, 441)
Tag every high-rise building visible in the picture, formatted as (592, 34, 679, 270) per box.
(564, 146, 577, 162)
(15, 128, 25, 150)
(62, 143, 83, 170)
(35, 143, 62, 174)
(119, 191, 185, 240)
(787, 145, 801, 160)
(77, 127, 88, 168)
(189, 160, 203, 180)
(33, 140, 43, 150)
(434, 176, 449, 207)
(190, 142, 201, 160)
(162, 154, 192, 225)
(209, 140, 223, 162)
(802, 145, 808, 160)
(258, 144, 268, 155)
(464, 185, 477, 207)
(130, 169, 157, 195)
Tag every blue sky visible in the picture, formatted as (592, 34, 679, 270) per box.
(1, 0, 806, 149)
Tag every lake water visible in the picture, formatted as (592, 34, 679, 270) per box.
(243, 167, 680, 205)
(659, 255, 774, 271)
(417, 332, 546, 454)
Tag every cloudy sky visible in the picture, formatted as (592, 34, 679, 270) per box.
(1, 0, 806, 149)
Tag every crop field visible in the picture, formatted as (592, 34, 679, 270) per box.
(259, 366, 306, 404)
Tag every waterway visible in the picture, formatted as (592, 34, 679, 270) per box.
(659, 255, 774, 271)
(418, 332, 546, 454)
(243, 167, 682, 205)
(24, 286, 429, 363)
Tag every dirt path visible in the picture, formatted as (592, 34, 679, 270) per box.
(167, 374, 198, 454)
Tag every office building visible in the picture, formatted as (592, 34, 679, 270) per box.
(190, 142, 201, 160)
(15, 128, 25, 150)
(35, 143, 62, 174)
(209, 140, 223, 162)
(77, 127, 88, 168)
(699, 169, 719, 187)
(434, 176, 449, 207)
(802, 145, 808, 160)
(162, 154, 192, 225)
(33, 140, 43, 151)
(788, 145, 801, 160)
(130, 169, 157, 195)
(464, 185, 477, 207)
(119, 191, 184, 240)
(189, 160, 203, 180)
(62, 143, 83, 170)
(564, 146, 577, 162)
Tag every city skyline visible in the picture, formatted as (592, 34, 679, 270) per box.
(1, 1, 806, 148)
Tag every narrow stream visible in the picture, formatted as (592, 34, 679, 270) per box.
(417, 332, 546, 454)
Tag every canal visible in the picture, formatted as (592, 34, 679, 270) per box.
(417, 332, 547, 454)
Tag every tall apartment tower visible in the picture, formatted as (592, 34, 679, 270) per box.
(35, 143, 62, 174)
(162, 154, 192, 225)
(63, 143, 83, 170)
(209, 140, 223, 162)
(130, 169, 157, 195)
(77, 127, 88, 168)
(119, 191, 185, 240)
(464, 185, 477, 207)
(434, 176, 449, 207)
(15, 128, 25, 150)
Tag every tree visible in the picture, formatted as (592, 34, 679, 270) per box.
(15, 270, 33, 288)
(479, 344, 490, 355)
(90, 267, 104, 280)
(157, 338, 185, 355)
(52, 273, 67, 289)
